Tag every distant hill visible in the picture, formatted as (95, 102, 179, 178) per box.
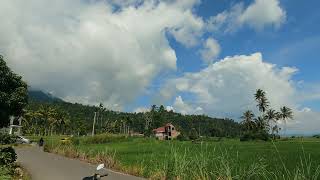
(28, 90, 64, 103)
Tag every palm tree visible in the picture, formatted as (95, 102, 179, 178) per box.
(254, 116, 267, 131)
(271, 125, 280, 139)
(241, 110, 255, 131)
(255, 89, 266, 102)
(279, 106, 293, 136)
(265, 109, 280, 133)
(254, 89, 269, 113)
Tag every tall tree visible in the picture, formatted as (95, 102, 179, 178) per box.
(0, 55, 28, 127)
(240, 110, 255, 131)
(254, 89, 269, 113)
(265, 109, 279, 133)
(279, 106, 293, 135)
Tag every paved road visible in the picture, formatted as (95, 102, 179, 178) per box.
(16, 147, 144, 180)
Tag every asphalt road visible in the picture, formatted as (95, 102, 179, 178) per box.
(16, 146, 144, 180)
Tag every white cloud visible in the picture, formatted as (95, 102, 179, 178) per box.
(166, 106, 174, 112)
(162, 52, 298, 117)
(0, 0, 205, 109)
(239, 0, 286, 30)
(287, 108, 320, 135)
(134, 107, 149, 113)
(172, 96, 203, 115)
(207, 0, 286, 32)
(199, 38, 221, 63)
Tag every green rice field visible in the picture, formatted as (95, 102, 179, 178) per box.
(30, 135, 320, 179)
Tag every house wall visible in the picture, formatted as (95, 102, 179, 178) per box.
(155, 132, 165, 140)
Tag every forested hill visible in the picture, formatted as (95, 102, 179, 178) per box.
(26, 91, 240, 137)
(28, 90, 64, 103)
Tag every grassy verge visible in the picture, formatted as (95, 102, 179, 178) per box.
(41, 135, 320, 179)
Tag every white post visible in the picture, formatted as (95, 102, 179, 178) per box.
(92, 112, 97, 136)
(9, 116, 14, 135)
(17, 116, 22, 135)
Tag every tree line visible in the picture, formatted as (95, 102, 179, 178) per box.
(24, 98, 240, 138)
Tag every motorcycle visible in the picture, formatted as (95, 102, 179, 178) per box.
(82, 164, 108, 180)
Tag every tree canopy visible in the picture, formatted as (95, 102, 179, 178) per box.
(0, 55, 28, 127)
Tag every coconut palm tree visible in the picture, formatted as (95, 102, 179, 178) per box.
(271, 125, 281, 139)
(265, 109, 280, 132)
(265, 109, 279, 123)
(255, 89, 266, 101)
(241, 110, 255, 131)
(279, 106, 293, 136)
(254, 116, 267, 131)
(254, 89, 269, 113)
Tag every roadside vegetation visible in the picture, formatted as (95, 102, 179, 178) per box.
(0, 55, 30, 179)
(0, 134, 31, 180)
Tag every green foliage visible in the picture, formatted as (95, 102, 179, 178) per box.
(82, 134, 128, 144)
(23, 105, 70, 136)
(0, 133, 17, 145)
(189, 128, 199, 140)
(313, 135, 320, 138)
(241, 89, 293, 141)
(176, 133, 189, 141)
(240, 131, 269, 141)
(0, 147, 17, 166)
(0, 55, 28, 128)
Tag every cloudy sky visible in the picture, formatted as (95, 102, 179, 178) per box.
(1, 0, 319, 134)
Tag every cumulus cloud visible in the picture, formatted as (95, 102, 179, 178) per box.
(161, 53, 298, 117)
(173, 96, 203, 115)
(0, 0, 205, 109)
(287, 108, 320, 135)
(199, 38, 221, 63)
(207, 0, 286, 32)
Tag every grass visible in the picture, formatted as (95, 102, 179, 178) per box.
(32, 135, 320, 179)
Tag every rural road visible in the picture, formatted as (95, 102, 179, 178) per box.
(16, 146, 144, 180)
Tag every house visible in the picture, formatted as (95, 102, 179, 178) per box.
(153, 123, 180, 140)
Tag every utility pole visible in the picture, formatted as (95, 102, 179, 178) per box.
(92, 112, 97, 136)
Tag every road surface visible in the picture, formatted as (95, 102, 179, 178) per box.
(16, 146, 144, 180)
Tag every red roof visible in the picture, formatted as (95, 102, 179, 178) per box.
(153, 127, 165, 133)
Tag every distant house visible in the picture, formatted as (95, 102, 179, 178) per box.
(153, 123, 180, 140)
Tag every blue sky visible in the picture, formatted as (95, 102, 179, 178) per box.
(130, 0, 320, 113)
(1, 0, 319, 133)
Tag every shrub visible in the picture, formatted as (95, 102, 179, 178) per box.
(0, 147, 17, 166)
(240, 131, 269, 141)
(189, 128, 199, 140)
(0, 133, 17, 145)
(71, 137, 80, 145)
(177, 133, 189, 141)
(313, 134, 320, 138)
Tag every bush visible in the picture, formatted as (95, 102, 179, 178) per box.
(0, 147, 17, 166)
(71, 137, 80, 145)
(313, 134, 320, 138)
(0, 133, 17, 145)
(240, 131, 269, 141)
(189, 128, 199, 140)
(177, 133, 189, 141)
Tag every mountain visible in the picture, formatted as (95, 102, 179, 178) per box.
(28, 90, 64, 103)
